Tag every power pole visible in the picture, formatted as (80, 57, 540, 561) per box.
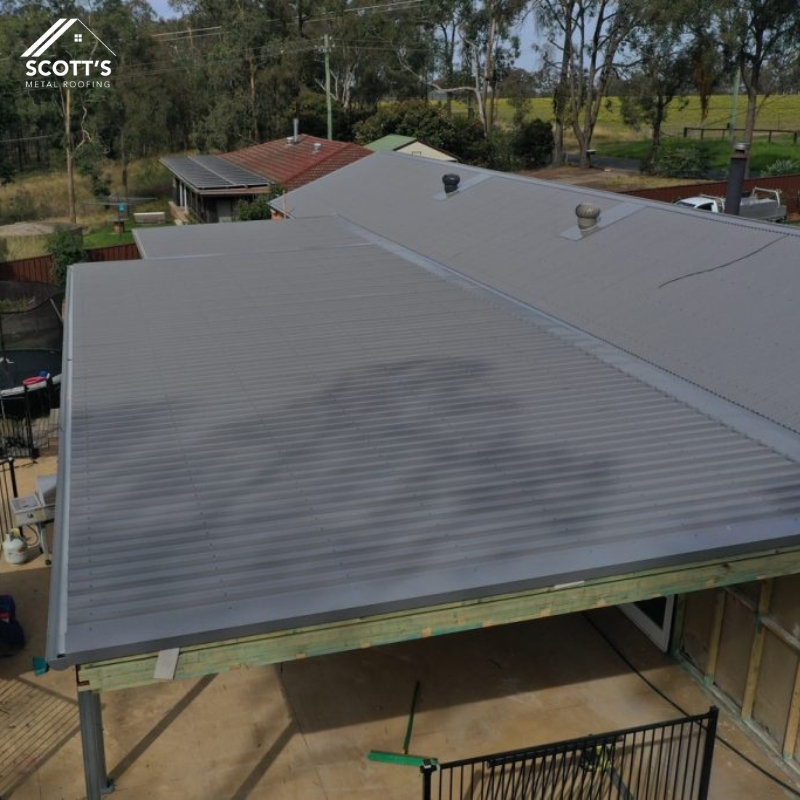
(729, 68, 741, 142)
(323, 33, 332, 140)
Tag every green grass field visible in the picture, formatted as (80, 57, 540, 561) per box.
(446, 95, 800, 145)
(476, 93, 800, 139)
(444, 93, 800, 172)
(83, 215, 174, 249)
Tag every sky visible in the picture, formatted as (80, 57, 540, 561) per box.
(147, 0, 176, 19)
(142, 0, 541, 71)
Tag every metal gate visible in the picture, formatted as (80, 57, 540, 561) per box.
(0, 379, 60, 459)
(421, 707, 718, 800)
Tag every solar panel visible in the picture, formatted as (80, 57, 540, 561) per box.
(161, 155, 273, 190)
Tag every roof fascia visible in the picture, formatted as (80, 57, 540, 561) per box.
(76, 544, 800, 692)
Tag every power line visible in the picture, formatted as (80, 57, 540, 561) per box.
(151, 25, 222, 38)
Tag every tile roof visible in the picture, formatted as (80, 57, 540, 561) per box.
(220, 134, 371, 191)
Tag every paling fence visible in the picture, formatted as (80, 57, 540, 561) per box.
(421, 707, 718, 800)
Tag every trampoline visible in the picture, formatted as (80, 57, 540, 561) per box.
(0, 282, 63, 456)
(0, 281, 63, 390)
(0, 349, 62, 393)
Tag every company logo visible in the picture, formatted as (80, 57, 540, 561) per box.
(22, 18, 115, 89)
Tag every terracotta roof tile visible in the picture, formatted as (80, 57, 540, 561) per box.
(219, 135, 371, 190)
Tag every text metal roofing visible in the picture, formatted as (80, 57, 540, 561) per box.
(159, 155, 273, 191)
(49, 223, 800, 667)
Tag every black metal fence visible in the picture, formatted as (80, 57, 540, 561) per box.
(421, 707, 718, 800)
(0, 378, 60, 459)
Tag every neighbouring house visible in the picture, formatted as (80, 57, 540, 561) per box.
(365, 134, 458, 162)
(52, 154, 800, 797)
(160, 154, 276, 224)
(161, 134, 372, 223)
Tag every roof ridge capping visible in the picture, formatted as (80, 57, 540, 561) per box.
(343, 216, 800, 466)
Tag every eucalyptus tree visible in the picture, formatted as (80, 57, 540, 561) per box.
(620, 0, 695, 167)
(716, 0, 800, 168)
(537, 0, 648, 167)
(397, 0, 529, 137)
(89, 0, 170, 196)
(305, 0, 430, 112)
(163, 0, 321, 148)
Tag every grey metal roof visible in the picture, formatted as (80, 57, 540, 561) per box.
(160, 155, 273, 191)
(278, 152, 800, 434)
(134, 216, 363, 259)
(48, 224, 800, 668)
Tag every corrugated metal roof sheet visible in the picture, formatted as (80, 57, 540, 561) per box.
(134, 216, 364, 259)
(220, 135, 371, 190)
(366, 135, 418, 151)
(49, 226, 800, 667)
(278, 153, 800, 434)
(160, 155, 273, 191)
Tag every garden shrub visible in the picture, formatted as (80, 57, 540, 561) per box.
(510, 118, 554, 170)
(233, 195, 276, 221)
(647, 143, 712, 178)
(47, 227, 86, 287)
(760, 158, 800, 177)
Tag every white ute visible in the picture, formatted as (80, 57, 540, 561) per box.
(674, 187, 787, 223)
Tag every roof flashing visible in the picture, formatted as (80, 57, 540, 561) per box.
(559, 201, 643, 240)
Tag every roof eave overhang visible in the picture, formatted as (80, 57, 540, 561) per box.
(194, 184, 275, 197)
(75, 543, 800, 693)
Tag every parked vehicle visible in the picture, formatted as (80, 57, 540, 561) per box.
(674, 187, 787, 223)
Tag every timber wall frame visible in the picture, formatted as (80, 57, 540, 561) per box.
(678, 570, 800, 768)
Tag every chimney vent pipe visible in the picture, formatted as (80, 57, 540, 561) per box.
(575, 203, 601, 231)
(442, 174, 460, 194)
(725, 143, 748, 217)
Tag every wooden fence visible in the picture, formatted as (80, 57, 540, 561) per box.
(623, 174, 800, 216)
(0, 242, 140, 283)
(683, 127, 800, 143)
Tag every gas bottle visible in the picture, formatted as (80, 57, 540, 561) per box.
(3, 530, 28, 565)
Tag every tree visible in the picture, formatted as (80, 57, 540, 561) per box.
(397, 0, 528, 138)
(510, 117, 554, 168)
(621, 6, 694, 168)
(353, 100, 486, 161)
(47, 227, 86, 287)
(717, 0, 800, 173)
(538, 0, 647, 167)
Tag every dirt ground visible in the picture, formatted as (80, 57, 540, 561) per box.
(524, 164, 705, 193)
